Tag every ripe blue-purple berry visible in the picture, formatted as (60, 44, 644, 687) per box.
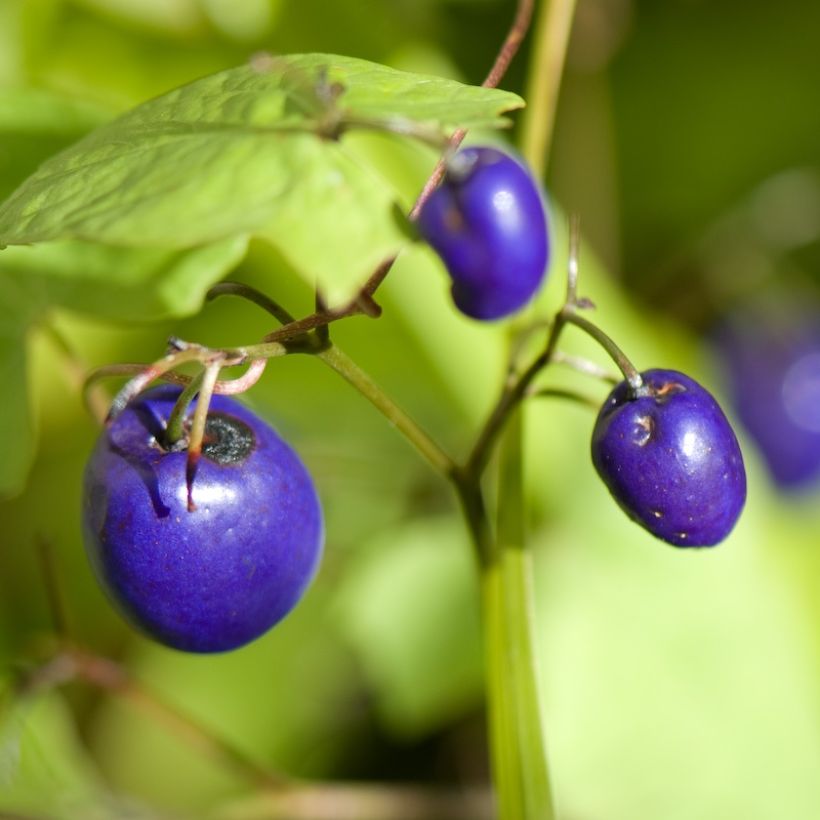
(82, 385, 323, 653)
(591, 369, 746, 547)
(416, 146, 549, 320)
(714, 300, 820, 489)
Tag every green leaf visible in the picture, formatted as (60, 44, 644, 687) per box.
(0, 53, 523, 301)
(0, 684, 114, 819)
(0, 236, 248, 497)
(0, 683, 165, 819)
(0, 235, 249, 321)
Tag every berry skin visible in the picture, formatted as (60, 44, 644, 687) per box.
(82, 385, 323, 653)
(714, 300, 820, 489)
(591, 369, 746, 547)
(416, 146, 549, 320)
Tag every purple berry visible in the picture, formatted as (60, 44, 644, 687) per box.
(82, 385, 323, 652)
(416, 146, 549, 320)
(714, 300, 820, 489)
(591, 369, 746, 547)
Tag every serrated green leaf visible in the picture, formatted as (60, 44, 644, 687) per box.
(0, 235, 249, 321)
(0, 53, 523, 301)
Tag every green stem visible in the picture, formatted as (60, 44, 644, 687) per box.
(164, 371, 204, 447)
(520, 0, 579, 178)
(185, 361, 222, 512)
(562, 310, 644, 392)
(317, 345, 456, 478)
(484, 409, 555, 820)
(530, 386, 601, 409)
(476, 1, 581, 816)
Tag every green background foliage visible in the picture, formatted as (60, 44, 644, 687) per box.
(2, 0, 820, 818)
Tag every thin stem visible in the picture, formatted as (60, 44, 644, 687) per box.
(67, 648, 286, 788)
(551, 350, 619, 385)
(207, 282, 296, 325)
(521, 0, 579, 177)
(468, 297, 641, 477)
(164, 371, 204, 448)
(262, 311, 348, 346)
(83, 360, 268, 406)
(212, 359, 268, 394)
(14, 646, 286, 788)
(104, 346, 216, 422)
(466, 310, 566, 477)
(316, 345, 455, 478)
(185, 360, 222, 511)
(92, 342, 288, 426)
(41, 321, 108, 425)
(483, 0, 537, 90)
(562, 310, 644, 392)
(406, 0, 535, 223)
(529, 386, 601, 409)
(566, 212, 581, 304)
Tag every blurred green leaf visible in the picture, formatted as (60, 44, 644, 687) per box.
(0, 235, 248, 496)
(0, 235, 249, 321)
(335, 516, 483, 738)
(90, 588, 362, 810)
(0, 53, 523, 301)
(0, 86, 111, 201)
(0, 684, 144, 820)
(0, 87, 109, 136)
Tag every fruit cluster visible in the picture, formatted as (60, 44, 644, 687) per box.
(81, 145, 746, 655)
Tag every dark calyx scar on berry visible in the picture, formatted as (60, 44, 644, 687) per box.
(416, 145, 550, 321)
(591, 369, 746, 547)
(82, 385, 324, 653)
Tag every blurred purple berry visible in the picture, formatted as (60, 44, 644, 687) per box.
(714, 299, 820, 489)
(416, 146, 550, 320)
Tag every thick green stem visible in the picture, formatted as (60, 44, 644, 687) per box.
(475, 1, 581, 815)
(484, 410, 555, 820)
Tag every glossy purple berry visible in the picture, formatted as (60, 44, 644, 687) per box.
(591, 369, 746, 547)
(714, 299, 820, 489)
(82, 385, 323, 653)
(416, 146, 549, 320)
